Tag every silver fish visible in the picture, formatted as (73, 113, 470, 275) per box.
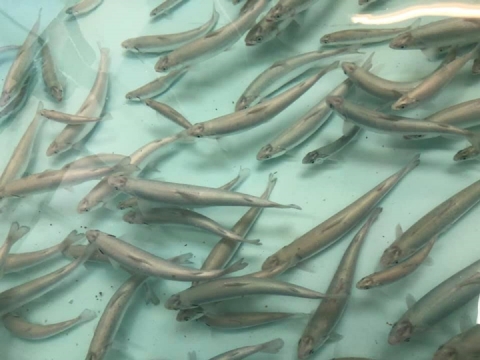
(145, 99, 193, 129)
(256, 58, 369, 160)
(388, 259, 480, 345)
(154, 0, 268, 72)
(186, 64, 338, 138)
(262, 154, 419, 274)
(125, 67, 188, 101)
(265, 0, 319, 22)
(321, 19, 420, 46)
(123, 208, 261, 245)
(209, 338, 284, 360)
(0, 158, 135, 199)
(150, 0, 187, 18)
(433, 324, 480, 360)
(107, 174, 301, 209)
(47, 47, 110, 156)
(357, 237, 435, 289)
(245, 17, 293, 46)
(236, 47, 358, 110)
(302, 124, 361, 164)
(0, 71, 36, 124)
(39, 39, 63, 102)
(298, 208, 381, 359)
(122, 8, 218, 53)
(454, 145, 479, 161)
(0, 222, 30, 276)
(40, 109, 100, 124)
(4, 230, 83, 274)
(392, 44, 480, 110)
(2, 309, 96, 340)
(85, 275, 147, 360)
(66, 0, 103, 16)
(0, 10, 41, 107)
(199, 311, 299, 329)
(0, 243, 95, 316)
(0, 101, 42, 187)
(86, 230, 247, 281)
(380, 178, 480, 267)
(390, 18, 480, 50)
(165, 276, 331, 310)
(342, 49, 458, 100)
(327, 97, 480, 151)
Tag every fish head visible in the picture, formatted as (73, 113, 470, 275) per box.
(187, 123, 205, 138)
(380, 246, 402, 267)
(85, 230, 99, 244)
(235, 96, 255, 111)
(50, 86, 63, 102)
(433, 345, 459, 360)
(297, 336, 316, 359)
(77, 198, 92, 213)
(320, 34, 332, 44)
(176, 308, 203, 322)
(164, 294, 182, 310)
(46, 141, 61, 156)
(391, 95, 416, 110)
(388, 320, 414, 345)
(0, 90, 11, 107)
(245, 25, 266, 46)
(257, 144, 277, 160)
(454, 146, 479, 161)
(155, 56, 172, 73)
(266, 4, 289, 22)
(107, 174, 128, 190)
(341, 62, 357, 75)
(261, 254, 282, 271)
(302, 151, 325, 164)
(389, 32, 415, 49)
(326, 96, 344, 110)
(356, 276, 375, 289)
(122, 211, 139, 224)
(120, 40, 133, 50)
(125, 92, 138, 101)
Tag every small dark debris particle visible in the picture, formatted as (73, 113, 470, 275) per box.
(184, 244, 187, 247)
(99, 292, 103, 296)
(50, 224, 52, 226)
(69, 299, 73, 304)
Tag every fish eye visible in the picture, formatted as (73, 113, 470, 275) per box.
(162, 66, 168, 71)
(274, 14, 281, 19)
(256, 36, 263, 43)
(400, 45, 405, 49)
(328, 103, 334, 109)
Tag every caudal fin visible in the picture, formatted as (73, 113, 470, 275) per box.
(78, 309, 97, 323)
(60, 230, 85, 254)
(6, 222, 30, 245)
(260, 338, 285, 354)
(223, 258, 248, 276)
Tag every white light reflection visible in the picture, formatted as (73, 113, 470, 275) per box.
(352, 3, 480, 25)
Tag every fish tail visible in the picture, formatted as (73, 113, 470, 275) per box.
(466, 131, 480, 152)
(398, 153, 421, 178)
(240, 237, 262, 245)
(408, 18, 422, 30)
(260, 338, 285, 354)
(361, 52, 375, 71)
(169, 253, 194, 265)
(223, 258, 248, 275)
(60, 230, 85, 255)
(279, 203, 302, 210)
(263, 173, 278, 198)
(6, 222, 30, 245)
(78, 309, 97, 323)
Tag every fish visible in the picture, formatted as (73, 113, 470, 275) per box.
(0, 71, 36, 124)
(150, 0, 187, 18)
(85, 275, 147, 360)
(186, 63, 338, 138)
(432, 324, 480, 360)
(154, 0, 268, 72)
(86, 230, 248, 281)
(0, 101, 43, 187)
(327, 97, 480, 151)
(4, 230, 84, 274)
(125, 67, 188, 101)
(0, 157, 135, 199)
(145, 99, 193, 129)
(2, 309, 96, 340)
(388, 258, 480, 345)
(0, 243, 96, 316)
(0, 222, 30, 277)
(321, 19, 420, 46)
(208, 338, 284, 360)
(262, 155, 419, 274)
(340, 50, 458, 100)
(454, 145, 479, 161)
(107, 174, 301, 209)
(380, 178, 480, 267)
(392, 44, 480, 110)
(40, 109, 101, 124)
(165, 276, 331, 310)
(39, 39, 63, 102)
(198, 311, 299, 329)
(265, 0, 319, 22)
(302, 124, 361, 164)
(123, 207, 261, 245)
(390, 18, 480, 50)
(47, 47, 109, 156)
(245, 17, 293, 46)
(256, 57, 370, 160)
(0, 10, 41, 107)
(236, 47, 358, 110)
(122, 8, 218, 53)
(298, 208, 381, 359)
(66, 0, 103, 16)
(357, 237, 435, 289)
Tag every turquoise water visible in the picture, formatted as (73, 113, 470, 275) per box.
(1, 0, 480, 359)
